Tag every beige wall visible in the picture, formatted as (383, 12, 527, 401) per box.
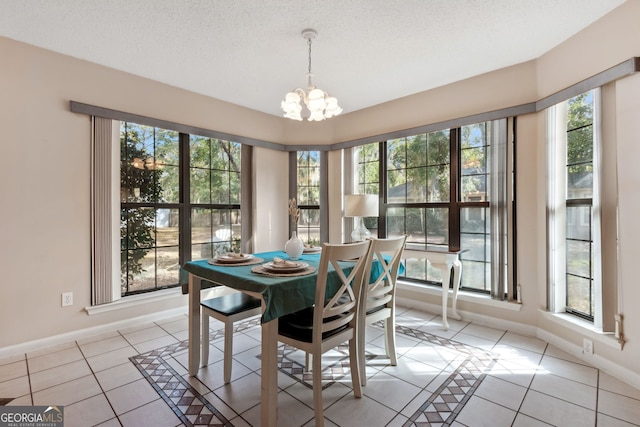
(1, 0, 639, 387)
(253, 147, 290, 252)
(0, 36, 292, 349)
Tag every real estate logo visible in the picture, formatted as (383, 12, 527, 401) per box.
(0, 406, 64, 427)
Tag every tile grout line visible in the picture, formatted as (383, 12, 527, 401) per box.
(77, 338, 123, 426)
(24, 351, 33, 406)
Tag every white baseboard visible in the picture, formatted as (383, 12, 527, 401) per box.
(457, 309, 537, 337)
(395, 295, 437, 315)
(0, 306, 188, 359)
(395, 295, 535, 337)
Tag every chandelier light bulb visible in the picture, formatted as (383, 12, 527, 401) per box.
(281, 29, 342, 121)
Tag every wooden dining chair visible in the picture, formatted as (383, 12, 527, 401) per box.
(357, 235, 407, 386)
(276, 240, 371, 427)
(201, 291, 262, 383)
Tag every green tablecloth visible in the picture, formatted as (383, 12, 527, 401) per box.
(182, 250, 404, 323)
(182, 251, 348, 323)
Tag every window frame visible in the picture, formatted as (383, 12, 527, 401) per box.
(119, 122, 244, 296)
(84, 103, 262, 307)
(290, 150, 328, 245)
(547, 90, 599, 323)
(353, 119, 515, 298)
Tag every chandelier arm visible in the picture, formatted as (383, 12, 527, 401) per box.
(295, 88, 307, 101)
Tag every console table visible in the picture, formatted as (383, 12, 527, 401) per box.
(403, 247, 463, 330)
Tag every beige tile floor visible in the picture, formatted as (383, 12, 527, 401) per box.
(1, 296, 639, 427)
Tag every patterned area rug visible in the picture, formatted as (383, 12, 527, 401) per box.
(130, 319, 497, 427)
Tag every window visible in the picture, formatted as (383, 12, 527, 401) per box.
(566, 92, 595, 319)
(189, 135, 242, 261)
(120, 122, 242, 296)
(459, 123, 492, 293)
(547, 90, 598, 321)
(120, 123, 180, 295)
(385, 130, 452, 285)
(295, 151, 321, 245)
(354, 119, 514, 299)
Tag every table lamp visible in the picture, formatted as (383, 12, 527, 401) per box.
(345, 194, 379, 242)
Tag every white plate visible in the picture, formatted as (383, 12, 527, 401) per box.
(263, 261, 308, 273)
(214, 253, 254, 264)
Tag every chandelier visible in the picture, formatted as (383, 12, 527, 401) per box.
(281, 29, 342, 121)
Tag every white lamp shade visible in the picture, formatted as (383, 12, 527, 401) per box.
(284, 91, 301, 103)
(345, 194, 379, 218)
(281, 92, 303, 120)
(324, 97, 342, 118)
(307, 88, 325, 101)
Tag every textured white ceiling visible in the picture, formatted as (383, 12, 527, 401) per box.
(0, 0, 626, 117)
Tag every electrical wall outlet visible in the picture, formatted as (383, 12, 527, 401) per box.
(62, 292, 73, 307)
(583, 338, 593, 355)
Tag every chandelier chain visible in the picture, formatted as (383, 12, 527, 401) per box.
(307, 36, 313, 77)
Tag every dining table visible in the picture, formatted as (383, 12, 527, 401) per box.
(182, 249, 361, 427)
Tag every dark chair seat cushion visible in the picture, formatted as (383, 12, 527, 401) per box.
(278, 306, 348, 343)
(201, 293, 261, 316)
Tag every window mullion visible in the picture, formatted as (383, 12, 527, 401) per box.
(380, 141, 388, 237)
(179, 133, 190, 267)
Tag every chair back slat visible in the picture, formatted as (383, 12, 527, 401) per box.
(321, 312, 355, 334)
(325, 261, 356, 308)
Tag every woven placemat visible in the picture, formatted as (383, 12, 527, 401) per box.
(208, 257, 264, 267)
(251, 265, 316, 277)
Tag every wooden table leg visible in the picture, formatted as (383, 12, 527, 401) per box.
(261, 317, 278, 427)
(188, 274, 201, 376)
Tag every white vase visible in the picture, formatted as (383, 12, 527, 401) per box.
(284, 231, 304, 260)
